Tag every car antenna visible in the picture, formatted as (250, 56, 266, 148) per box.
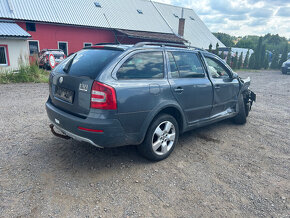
(63, 53, 77, 73)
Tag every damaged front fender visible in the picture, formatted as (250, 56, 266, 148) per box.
(239, 76, 256, 115)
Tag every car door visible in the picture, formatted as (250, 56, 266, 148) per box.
(167, 51, 213, 124)
(112, 50, 173, 133)
(203, 54, 240, 116)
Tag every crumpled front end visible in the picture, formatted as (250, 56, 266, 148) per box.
(239, 77, 256, 116)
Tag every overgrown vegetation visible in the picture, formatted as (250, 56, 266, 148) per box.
(0, 65, 49, 84)
(214, 33, 289, 54)
(213, 32, 236, 47)
(210, 33, 289, 70)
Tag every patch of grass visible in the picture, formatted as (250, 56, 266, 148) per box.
(0, 65, 49, 84)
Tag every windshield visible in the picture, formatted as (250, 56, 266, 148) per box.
(53, 49, 122, 79)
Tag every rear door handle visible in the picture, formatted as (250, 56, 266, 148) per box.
(174, 87, 184, 93)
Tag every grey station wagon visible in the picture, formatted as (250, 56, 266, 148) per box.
(46, 42, 256, 161)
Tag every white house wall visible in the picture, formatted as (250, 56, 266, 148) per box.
(0, 39, 29, 71)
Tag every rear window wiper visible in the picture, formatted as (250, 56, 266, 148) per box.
(63, 53, 77, 73)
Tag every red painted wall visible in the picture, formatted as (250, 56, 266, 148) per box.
(16, 22, 116, 54)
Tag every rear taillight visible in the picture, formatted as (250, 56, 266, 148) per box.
(91, 81, 117, 110)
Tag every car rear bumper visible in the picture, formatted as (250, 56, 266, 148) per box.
(46, 101, 127, 148)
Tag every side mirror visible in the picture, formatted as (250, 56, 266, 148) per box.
(231, 72, 239, 79)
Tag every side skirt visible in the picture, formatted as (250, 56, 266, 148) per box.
(184, 108, 238, 132)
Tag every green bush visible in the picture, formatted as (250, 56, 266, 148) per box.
(0, 65, 49, 84)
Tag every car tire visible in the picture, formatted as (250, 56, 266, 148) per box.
(137, 114, 179, 161)
(45, 64, 51, 71)
(233, 93, 247, 125)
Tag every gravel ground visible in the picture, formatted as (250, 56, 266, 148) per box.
(0, 70, 289, 217)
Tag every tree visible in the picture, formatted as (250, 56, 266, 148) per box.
(237, 52, 243, 69)
(236, 35, 259, 50)
(261, 44, 266, 68)
(279, 43, 288, 67)
(233, 52, 238, 69)
(254, 37, 263, 69)
(213, 32, 235, 47)
(270, 52, 279, 69)
(263, 54, 269, 69)
(234, 33, 288, 55)
(249, 52, 256, 69)
(263, 33, 288, 54)
(209, 44, 213, 53)
(226, 48, 232, 66)
(220, 51, 225, 59)
(243, 50, 250, 68)
(215, 43, 219, 56)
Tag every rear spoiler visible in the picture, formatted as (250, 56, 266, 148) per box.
(82, 45, 125, 51)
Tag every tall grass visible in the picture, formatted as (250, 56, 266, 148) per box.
(0, 65, 49, 84)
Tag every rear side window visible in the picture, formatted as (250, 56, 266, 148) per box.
(54, 49, 122, 79)
(169, 51, 205, 78)
(116, 52, 164, 79)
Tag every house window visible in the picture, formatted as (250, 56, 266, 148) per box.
(26, 22, 36, 32)
(0, 46, 8, 66)
(84, 42, 92, 47)
(28, 41, 39, 56)
(58, 42, 68, 56)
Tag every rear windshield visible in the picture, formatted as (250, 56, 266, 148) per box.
(54, 49, 122, 78)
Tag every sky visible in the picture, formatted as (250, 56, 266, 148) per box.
(154, 0, 290, 39)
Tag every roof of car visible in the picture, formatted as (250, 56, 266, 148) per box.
(85, 42, 210, 53)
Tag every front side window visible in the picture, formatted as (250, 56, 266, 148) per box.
(0, 46, 8, 65)
(117, 52, 164, 79)
(28, 41, 39, 56)
(169, 51, 205, 78)
(205, 57, 231, 79)
(168, 52, 179, 78)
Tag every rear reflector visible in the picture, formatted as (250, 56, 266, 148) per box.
(91, 81, 117, 110)
(78, 127, 104, 133)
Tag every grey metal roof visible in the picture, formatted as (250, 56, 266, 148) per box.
(153, 2, 225, 48)
(0, 0, 172, 33)
(117, 29, 186, 43)
(0, 0, 223, 48)
(0, 21, 31, 37)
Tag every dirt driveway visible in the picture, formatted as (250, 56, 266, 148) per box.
(0, 70, 289, 217)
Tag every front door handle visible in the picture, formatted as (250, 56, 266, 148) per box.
(215, 85, 221, 90)
(174, 87, 184, 93)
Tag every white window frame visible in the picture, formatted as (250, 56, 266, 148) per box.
(28, 40, 40, 56)
(58, 41, 68, 56)
(0, 46, 8, 66)
(83, 42, 93, 47)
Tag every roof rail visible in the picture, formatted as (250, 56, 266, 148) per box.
(94, 42, 121, 46)
(134, 42, 206, 51)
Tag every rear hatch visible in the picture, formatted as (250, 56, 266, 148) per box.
(49, 48, 122, 118)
